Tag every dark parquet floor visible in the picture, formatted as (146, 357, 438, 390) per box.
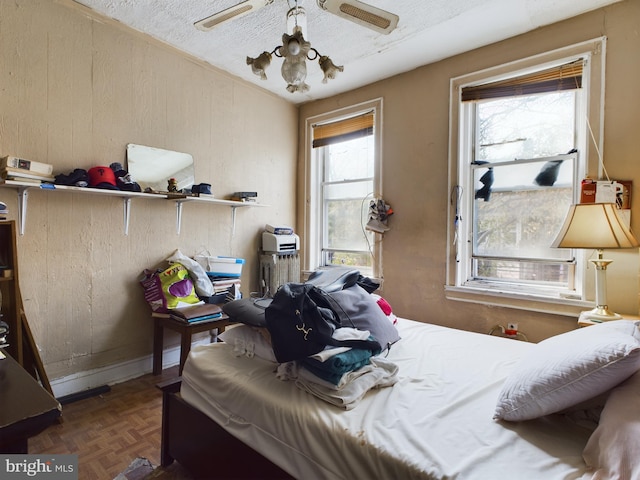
(29, 365, 193, 480)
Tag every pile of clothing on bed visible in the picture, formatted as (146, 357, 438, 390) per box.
(221, 267, 402, 409)
(275, 328, 399, 409)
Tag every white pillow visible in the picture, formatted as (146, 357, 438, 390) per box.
(219, 324, 277, 363)
(494, 320, 640, 421)
(583, 369, 640, 479)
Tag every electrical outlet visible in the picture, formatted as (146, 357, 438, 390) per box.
(504, 323, 519, 336)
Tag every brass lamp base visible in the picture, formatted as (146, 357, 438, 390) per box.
(582, 253, 621, 323)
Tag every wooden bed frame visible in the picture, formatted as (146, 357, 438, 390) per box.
(157, 377, 294, 479)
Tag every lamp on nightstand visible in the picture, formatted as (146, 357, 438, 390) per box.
(552, 203, 639, 322)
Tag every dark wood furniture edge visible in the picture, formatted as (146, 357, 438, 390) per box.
(157, 378, 293, 479)
(0, 351, 61, 453)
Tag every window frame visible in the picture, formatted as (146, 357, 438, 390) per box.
(446, 38, 607, 316)
(303, 98, 384, 279)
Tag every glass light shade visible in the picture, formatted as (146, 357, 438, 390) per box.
(281, 57, 307, 85)
(287, 38, 301, 56)
(551, 203, 639, 250)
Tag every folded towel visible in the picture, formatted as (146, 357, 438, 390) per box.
(302, 345, 379, 385)
(295, 357, 399, 409)
(302, 356, 371, 385)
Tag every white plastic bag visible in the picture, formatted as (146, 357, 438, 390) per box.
(194, 250, 213, 271)
(166, 249, 214, 298)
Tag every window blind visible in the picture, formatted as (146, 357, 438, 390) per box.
(461, 60, 583, 102)
(312, 112, 374, 148)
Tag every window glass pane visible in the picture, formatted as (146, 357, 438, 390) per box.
(325, 182, 373, 251)
(326, 251, 373, 270)
(473, 157, 573, 195)
(325, 135, 374, 182)
(324, 181, 373, 200)
(476, 91, 576, 162)
(473, 259, 571, 286)
(473, 177, 573, 261)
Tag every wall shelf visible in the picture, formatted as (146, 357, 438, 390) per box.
(0, 180, 267, 235)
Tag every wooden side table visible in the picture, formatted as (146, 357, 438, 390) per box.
(0, 350, 61, 453)
(152, 312, 230, 375)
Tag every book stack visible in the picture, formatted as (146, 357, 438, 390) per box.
(0, 202, 8, 221)
(1, 156, 55, 184)
(204, 277, 242, 304)
(229, 191, 257, 202)
(169, 303, 223, 324)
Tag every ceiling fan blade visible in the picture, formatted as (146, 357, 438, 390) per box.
(316, 0, 398, 35)
(194, 0, 274, 31)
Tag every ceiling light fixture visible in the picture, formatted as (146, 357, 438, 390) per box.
(246, 0, 343, 93)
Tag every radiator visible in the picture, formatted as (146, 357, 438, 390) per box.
(260, 253, 300, 296)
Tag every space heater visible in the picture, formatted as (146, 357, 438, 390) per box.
(260, 253, 300, 296)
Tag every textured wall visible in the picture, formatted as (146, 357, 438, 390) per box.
(0, 0, 297, 380)
(299, 0, 640, 342)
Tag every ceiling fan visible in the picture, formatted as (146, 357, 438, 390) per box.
(194, 0, 399, 35)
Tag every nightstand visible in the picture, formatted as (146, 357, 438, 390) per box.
(152, 312, 231, 375)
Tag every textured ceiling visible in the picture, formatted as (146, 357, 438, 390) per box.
(71, 0, 622, 105)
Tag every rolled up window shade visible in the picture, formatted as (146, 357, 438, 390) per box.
(461, 60, 583, 102)
(312, 112, 374, 148)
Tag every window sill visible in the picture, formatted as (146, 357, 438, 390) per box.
(444, 285, 592, 318)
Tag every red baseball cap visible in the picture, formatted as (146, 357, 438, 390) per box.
(88, 166, 118, 190)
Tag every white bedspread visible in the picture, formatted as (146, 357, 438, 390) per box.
(181, 318, 595, 480)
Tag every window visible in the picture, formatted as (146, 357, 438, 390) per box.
(447, 39, 606, 311)
(304, 99, 383, 278)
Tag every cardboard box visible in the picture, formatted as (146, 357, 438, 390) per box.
(580, 179, 596, 203)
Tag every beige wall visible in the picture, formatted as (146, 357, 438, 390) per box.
(299, 0, 640, 342)
(0, 0, 297, 380)
(2, 0, 638, 384)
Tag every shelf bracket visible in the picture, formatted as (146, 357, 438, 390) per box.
(17, 187, 29, 236)
(231, 206, 237, 238)
(123, 198, 132, 235)
(175, 201, 184, 235)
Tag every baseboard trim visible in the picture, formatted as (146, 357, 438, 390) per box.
(49, 339, 210, 399)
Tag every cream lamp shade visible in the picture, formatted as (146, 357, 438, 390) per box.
(551, 203, 639, 321)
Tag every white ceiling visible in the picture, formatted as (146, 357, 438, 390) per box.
(71, 0, 621, 105)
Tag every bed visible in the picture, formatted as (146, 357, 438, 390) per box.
(159, 316, 640, 479)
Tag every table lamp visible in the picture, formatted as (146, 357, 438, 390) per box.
(551, 203, 639, 322)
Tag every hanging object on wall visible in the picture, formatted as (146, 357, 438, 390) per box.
(366, 198, 393, 233)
